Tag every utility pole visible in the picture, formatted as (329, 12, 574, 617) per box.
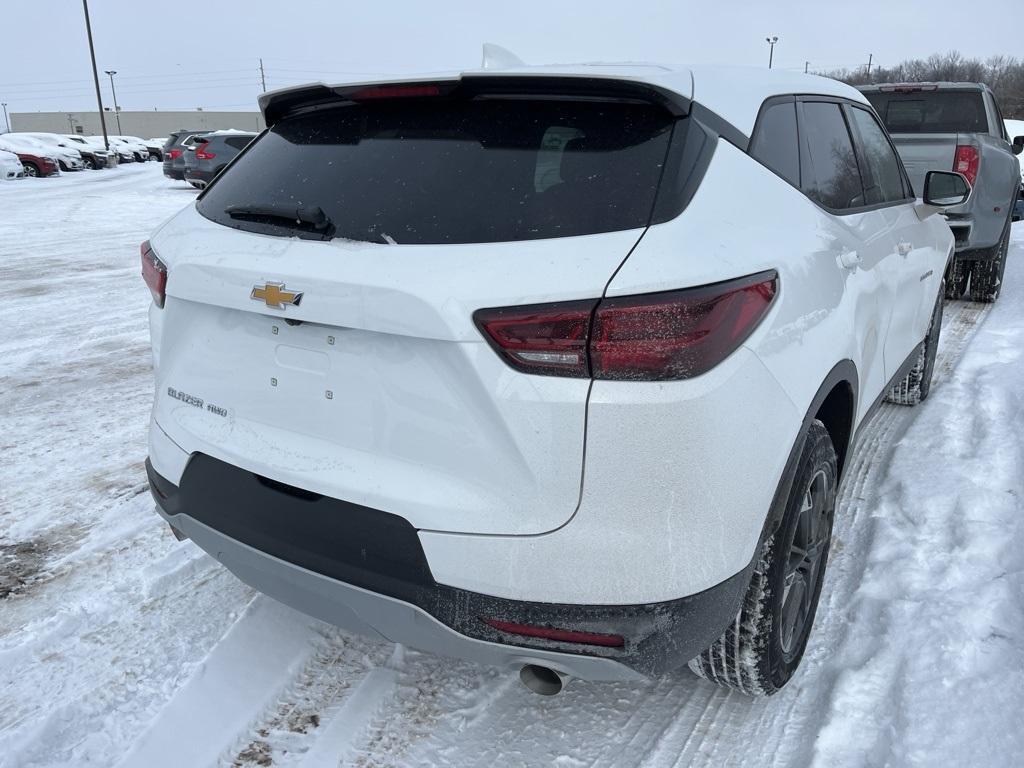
(766, 36, 779, 69)
(805, 61, 810, 74)
(82, 0, 109, 150)
(1, 102, 8, 133)
(259, 58, 267, 92)
(866, 53, 874, 81)
(105, 70, 122, 134)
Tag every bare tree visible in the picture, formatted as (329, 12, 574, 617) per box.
(820, 51, 1024, 118)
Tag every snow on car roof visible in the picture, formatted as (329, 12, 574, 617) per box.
(259, 59, 865, 138)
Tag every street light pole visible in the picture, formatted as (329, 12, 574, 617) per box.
(766, 36, 779, 69)
(81, 0, 109, 150)
(1, 102, 8, 133)
(105, 70, 122, 134)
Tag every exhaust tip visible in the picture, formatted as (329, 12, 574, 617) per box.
(519, 664, 565, 696)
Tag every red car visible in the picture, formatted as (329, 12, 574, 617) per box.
(0, 141, 60, 177)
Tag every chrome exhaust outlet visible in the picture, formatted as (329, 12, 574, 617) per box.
(519, 664, 568, 696)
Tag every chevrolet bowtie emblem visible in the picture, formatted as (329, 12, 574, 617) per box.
(251, 282, 303, 310)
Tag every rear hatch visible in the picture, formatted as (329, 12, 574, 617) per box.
(150, 82, 686, 536)
(864, 87, 988, 193)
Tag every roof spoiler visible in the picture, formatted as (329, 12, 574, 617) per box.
(259, 75, 691, 127)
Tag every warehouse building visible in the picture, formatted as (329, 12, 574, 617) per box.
(8, 110, 264, 138)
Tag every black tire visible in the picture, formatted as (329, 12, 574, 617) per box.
(22, 162, 39, 178)
(689, 421, 837, 696)
(945, 257, 971, 300)
(83, 157, 96, 170)
(134, 152, 146, 163)
(969, 215, 1012, 303)
(885, 284, 944, 406)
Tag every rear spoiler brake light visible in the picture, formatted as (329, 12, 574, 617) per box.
(878, 84, 939, 93)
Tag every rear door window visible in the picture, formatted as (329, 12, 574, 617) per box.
(865, 91, 989, 134)
(749, 100, 800, 187)
(197, 98, 679, 244)
(225, 136, 255, 151)
(846, 106, 911, 204)
(799, 101, 866, 211)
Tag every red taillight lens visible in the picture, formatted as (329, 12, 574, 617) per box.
(592, 272, 778, 380)
(954, 145, 980, 187)
(482, 618, 625, 648)
(474, 299, 597, 378)
(474, 271, 778, 381)
(141, 240, 167, 308)
(167, 148, 182, 160)
(194, 142, 215, 160)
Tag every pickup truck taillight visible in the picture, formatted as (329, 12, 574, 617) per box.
(474, 271, 778, 381)
(954, 145, 980, 187)
(141, 240, 167, 308)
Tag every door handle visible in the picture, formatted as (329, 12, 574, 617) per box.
(838, 250, 863, 270)
(898, 241, 913, 256)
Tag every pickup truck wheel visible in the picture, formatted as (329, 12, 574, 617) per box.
(969, 216, 1011, 303)
(885, 285, 944, 406)
(688, 420, 837, 696)
(945, 257, 971, 299)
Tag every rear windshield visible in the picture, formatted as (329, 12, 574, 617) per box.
(196, 98, 679, 244)
(865, 91, 989, 134)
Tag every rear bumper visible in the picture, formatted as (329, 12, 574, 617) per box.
(163, 165, 185, 180)
(145, 453, 750, 680)
(184, 168, 215, 184)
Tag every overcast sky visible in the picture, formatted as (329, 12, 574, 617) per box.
(0, 0, 1018, 120)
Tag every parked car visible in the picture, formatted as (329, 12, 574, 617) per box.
(162, 129, 209, 181)
(111, 135, 156, 161)
(183, 130, 256, 189)
(142, 65, 968, 697)
(0, 148, 25, 180)
(0, 137, 61, 177)
(60, 135, 115, 168)
(1007, 119, 1024, 221)
(146, 138, 168, 161)
(860, 83, 1023, 302)
(5, 133, 83, 171)
(84, 135, 135, 163)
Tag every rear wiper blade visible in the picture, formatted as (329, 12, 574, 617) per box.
(225, 203, 334, 234)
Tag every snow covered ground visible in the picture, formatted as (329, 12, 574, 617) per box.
(1, 165, 1023, 767)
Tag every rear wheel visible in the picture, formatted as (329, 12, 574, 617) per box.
(689, 421, 837, 696)
(885, 285, 943, 406)
(969, 216, 1011, 303)
(945, 257, 971, 300)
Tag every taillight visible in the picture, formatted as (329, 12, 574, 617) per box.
(954, 145, 980, 187)
(481, 618, 625, 648)
(474, 299, 597, 377)
(141, 240, 167, 308)
(474, 271, 778, 381)
(194, 142, 215, 160)
(167, 148, 182, 160)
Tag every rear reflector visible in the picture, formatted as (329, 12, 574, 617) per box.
(482, 618, 625, 648)
(141, 240, 167, 308)
(954, 145, 980, 187)
(474, 271, 778, 381)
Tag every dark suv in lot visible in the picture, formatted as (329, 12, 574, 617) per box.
(162, 129, 210, 181)
(183, 131, 257, 189)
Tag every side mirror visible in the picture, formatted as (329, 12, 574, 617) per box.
(1013, 135, 1024, 156)
(924, 171, 971, 207)
(916, 171, 972, 220)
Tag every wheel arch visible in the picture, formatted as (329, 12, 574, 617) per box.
(760, 360, 858, 544)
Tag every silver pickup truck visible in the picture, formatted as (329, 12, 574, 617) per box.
(860, 83, 1023, 302)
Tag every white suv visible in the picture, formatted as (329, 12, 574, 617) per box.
(143, 64, 969, 696)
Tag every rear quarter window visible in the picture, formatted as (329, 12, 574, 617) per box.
(749, 100, 800, 187)
(197, 98, 685, 244)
